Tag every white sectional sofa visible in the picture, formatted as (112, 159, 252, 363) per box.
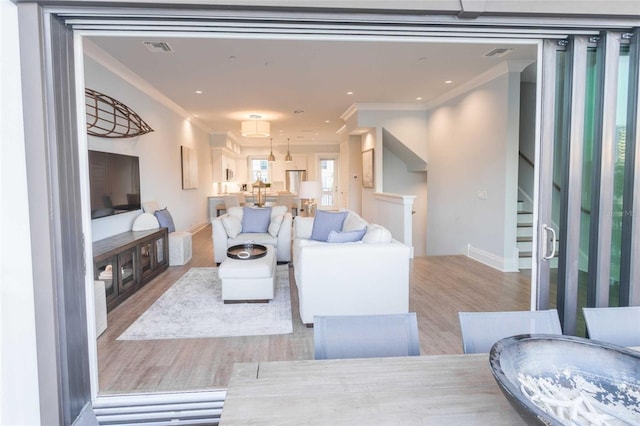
(212, 205, 293, 264)
(293, 210, 411, 325)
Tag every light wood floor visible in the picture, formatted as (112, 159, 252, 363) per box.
(97, 225, 531, 395)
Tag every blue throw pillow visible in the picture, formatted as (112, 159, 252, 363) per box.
(310, 210, 348, 242)
(326, 228, 367, 243)
(242, 207, 272, 233)
(154, 208, 175, 233)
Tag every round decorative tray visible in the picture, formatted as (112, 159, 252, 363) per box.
(226, 243, 268, 260)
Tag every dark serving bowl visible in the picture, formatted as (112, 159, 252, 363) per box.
(489, 334, 640, 425)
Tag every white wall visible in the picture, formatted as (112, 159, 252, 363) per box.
(0, 1, 42, 423)
(360, 131, 378, 221)
(358, 108, 429, 166)
(518, 81, 537, 211)
(345, 135, 363, 214)
(84, 57, 213, 241)
(383, 147, 427, 256)
(346, 107, 428, 252)
(426, 72, 520, 271)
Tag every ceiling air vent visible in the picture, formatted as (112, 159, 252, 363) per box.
(143, 41, 174, 53)
(484, 48, 514, 58)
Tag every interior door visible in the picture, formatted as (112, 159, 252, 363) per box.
(319, 157, 338, 210)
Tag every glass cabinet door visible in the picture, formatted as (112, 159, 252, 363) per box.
(118, 248, 137, 293)
(95, 258, 117, 302)
(156, 236, 166, 266)
(140, 241, 154, 279)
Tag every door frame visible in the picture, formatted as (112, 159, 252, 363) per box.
(16, 2, 640, 422)
(317, 154, 340, 210)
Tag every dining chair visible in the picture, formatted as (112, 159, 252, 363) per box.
(583, 306, 640, 347)
(458, 309, 562, 354)
(223, 195, 240, 210)
(231, 192, 253, 207)
(277, 193, 298, 216)
(313, 313, 420, 360)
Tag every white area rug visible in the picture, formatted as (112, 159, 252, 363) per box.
(117, 264, 293, 340)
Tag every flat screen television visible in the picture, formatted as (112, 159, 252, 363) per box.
(88, 150, 141, 219)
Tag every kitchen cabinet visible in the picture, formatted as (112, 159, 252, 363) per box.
(290, 155, 307, 171)
(211, 148, 237, 182)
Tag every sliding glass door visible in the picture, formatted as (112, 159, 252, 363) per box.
(536, 30, 640, 335)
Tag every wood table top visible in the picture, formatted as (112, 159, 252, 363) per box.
(220, 353, 525, 425)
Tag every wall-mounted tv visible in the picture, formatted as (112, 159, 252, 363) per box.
(88, 150, 141, 219)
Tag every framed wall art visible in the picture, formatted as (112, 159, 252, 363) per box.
(362, 148, 374, 188)
(181, 145, 198, 189)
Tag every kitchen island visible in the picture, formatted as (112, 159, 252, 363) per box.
(208, 194, 298, 218)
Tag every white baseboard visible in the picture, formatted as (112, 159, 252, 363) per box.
(466, 244, 519, 272)
(188, 220, 210, 234)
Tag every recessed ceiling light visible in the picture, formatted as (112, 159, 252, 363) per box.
(445, 80, 453, 84)
(325, 120, 331, 123)
(416, 97, 423, 101)
(347, 91, 354, 95)
(195, 90, 203, 94)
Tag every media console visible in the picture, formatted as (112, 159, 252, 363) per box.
(93, 228, 169, 312)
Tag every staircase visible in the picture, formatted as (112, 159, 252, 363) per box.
(516, 201, 558, 270)
(517, 201, 534, 270)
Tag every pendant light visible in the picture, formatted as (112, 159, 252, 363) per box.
(285, 138, 293, 163)
(268, 138, 276, 162)
(241, 114, 270, 137)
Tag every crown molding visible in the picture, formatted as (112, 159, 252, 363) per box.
(83, 39, 212, 134)
(425, 58, 535, 110)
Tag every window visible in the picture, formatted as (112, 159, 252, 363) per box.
(250, 158, 269, 183)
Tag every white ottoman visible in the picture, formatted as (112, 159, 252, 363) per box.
(169, 231, 192, 266)
(219, 245, 276, 303)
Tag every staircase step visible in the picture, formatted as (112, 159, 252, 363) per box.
(519, 256, 532, 270)
(518, 251, 558, 269)
(516, 226, 533, 237)
(517, 237, 532, 251)
(518, 256, 558, 269)
(517, 212, 533, 224)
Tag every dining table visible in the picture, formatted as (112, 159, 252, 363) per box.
(219, 353, 526, 425)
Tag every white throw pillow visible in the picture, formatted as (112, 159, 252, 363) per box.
(342, 211, 368, 232)
(271, 205, 287, 218)
(222, 215, 242, 238)
(362, 224, 392, 243)
(268, 214, 284, 237)
(227, 206, 244, 220)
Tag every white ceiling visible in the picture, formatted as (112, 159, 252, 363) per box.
(87, 35, 537, 148)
